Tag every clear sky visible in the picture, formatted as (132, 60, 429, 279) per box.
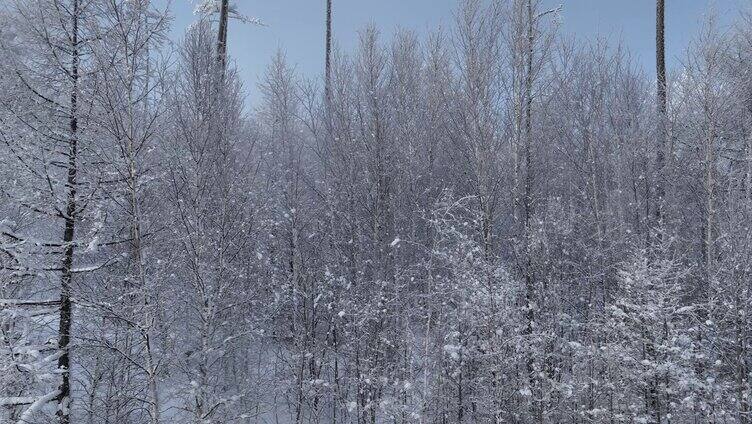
(162, 0, 745, 105)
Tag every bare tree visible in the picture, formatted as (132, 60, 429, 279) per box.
(655, 0, 667, 231)
(325, 0, 333, 101)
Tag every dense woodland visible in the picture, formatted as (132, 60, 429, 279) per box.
(1, 0, 752, 422)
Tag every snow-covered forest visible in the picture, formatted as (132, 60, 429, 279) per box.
(1, 0, 752, 422)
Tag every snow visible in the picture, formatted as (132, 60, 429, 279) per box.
(71, 264, 105, 273)
(14, 390, 61, 424)
(0, 396, 37, 406)
(443, 344, 461, 360)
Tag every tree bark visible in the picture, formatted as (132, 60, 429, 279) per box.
(325, 0, 333, 102)
(655, 0, 667, 231)
(216, 0, 229, 73)
(523, 1, 542, 422)
(57, 1, 80, 422)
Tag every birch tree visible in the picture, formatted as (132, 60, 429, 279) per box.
(164, 19, 260, 422)
(0, 0, 105, 421)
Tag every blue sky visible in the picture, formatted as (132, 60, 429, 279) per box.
(162, 0, 745, 104)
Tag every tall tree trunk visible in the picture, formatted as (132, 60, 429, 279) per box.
(703, 116, 715, 277)
(523, 1, 542, 422)
(216, 0, 229, 73)
(57, 1, 80, 422)
(325, 0, 333, 101)
(655, 0, 667, 232)
(129, 126, 161, 424)
(736, 287, 750, 424)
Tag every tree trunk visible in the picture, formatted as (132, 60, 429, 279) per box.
(655, 0, 667, 231)
(129, 125, 161, 424)
(325, 0, 333, 101)
(57, 1, 80, 422)
(703, 116, 716, 278)
(523, 1, 543, 422)
(216, 0, 229, 73)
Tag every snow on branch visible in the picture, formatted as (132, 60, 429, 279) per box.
(0, 390, 61, 422)
(193, 0, 265, 26)
(15, 390, 61, 424)
(0, 299, 62, 308)
(0, 396, 37, 406)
